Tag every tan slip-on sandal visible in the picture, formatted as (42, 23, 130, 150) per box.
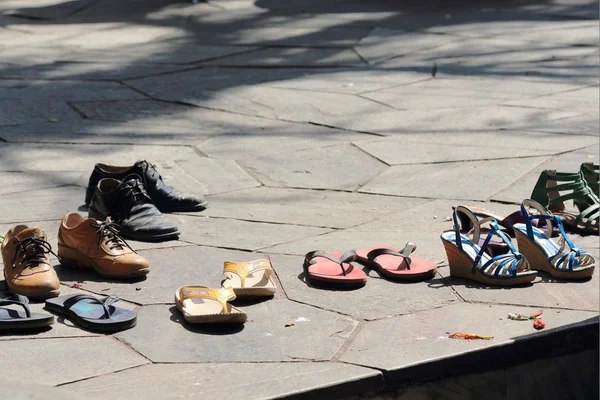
(174, 286, 247, 324)
(222, 259, 277, 298)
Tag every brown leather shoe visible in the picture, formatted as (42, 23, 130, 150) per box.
(58, 213, 150, 279)
(1, 226, 61, 299)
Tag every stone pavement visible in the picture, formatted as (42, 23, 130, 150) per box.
(0, 0, 599, 398)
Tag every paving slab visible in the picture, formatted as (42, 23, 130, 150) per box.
(424, 20, 597, 40)
(0, 99, 82, 126)
(202, 25, 370, 47)
(57, 246, 269, 305)
(268, 253, 459, 321)
(0, 143, 200, 172)
(509, 111, 600, 136)
(360, 156, 550, 201)
(503, 85, 599, 116)
(339, 302, 598, 377)
(198, 187, 428, 228)
(0, 380, 84, 400)
(0, 171, 83, 195)
(323, 107, 580, 136)
(116, 300, 358, 362)
(492, 145, 599, 203)
(384, 36, 597, 72)
(125, 67, 301, 99)
(0, 120, 209, 145)
(205, 47, 364, 67)
(64, 362, 383, 400)
(0, 62, 188, 81)
(0, 186, 83, 223)
(437, 264, 599, 312)
(353, 131, 597, 165)
(0, 336, 148, 386)
(153, 85, 392, 124)
(58, 25, 185, 49)
(262, 69, 427, 95)
(356, 27, 455, 65)
(174, 214, 332, 251)
(175, 158, 259, 195)
(62, 42, 258, 65)
(196, 124, 370, 159)
(70, 99, 197, 122)
(239, 143, 387, 191)
(362, 77, 585, 110)
(503, 22, 599, 47)
(0, 79, 145, 102)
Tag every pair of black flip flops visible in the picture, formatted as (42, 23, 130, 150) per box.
(0, 293, 136, 333)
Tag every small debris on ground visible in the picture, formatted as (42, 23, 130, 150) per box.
(135, 287, 141, 291)
(447, 332, 493, 340)
(443, 216, 452, 222)
(284, 322, 295, 327)
(533, 319, 546, 330)
(508, 310, 543, 321)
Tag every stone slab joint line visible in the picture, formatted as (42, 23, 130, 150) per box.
(55, 362, 151, 388)
(112, 335, 154, 364)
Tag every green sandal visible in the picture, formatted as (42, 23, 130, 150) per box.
(581, 163, 599, 195)
(531, 169, 599, 235)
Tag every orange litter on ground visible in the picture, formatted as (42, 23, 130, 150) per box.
(447, 332, 494, 340)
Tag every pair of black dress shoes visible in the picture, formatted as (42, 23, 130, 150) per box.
(85, 160, 207, 242)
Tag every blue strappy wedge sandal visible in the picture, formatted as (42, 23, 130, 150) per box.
(513, 199, 596, 280)
(440, 206, 537, 286)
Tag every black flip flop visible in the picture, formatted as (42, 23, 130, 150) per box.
(45, 294, 136, 333)
(0, 294, 55, 332)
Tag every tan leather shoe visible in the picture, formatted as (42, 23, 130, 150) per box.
(58, 213, 149, 279)
(1, 226, 61, 299)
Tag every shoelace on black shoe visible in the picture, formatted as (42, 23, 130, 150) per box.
(11, 237, 58, 268)
(116, 178, 153, 215)
(91, 221, 134, 254)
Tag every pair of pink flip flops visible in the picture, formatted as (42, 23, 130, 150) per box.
(303, 244, 437, 288)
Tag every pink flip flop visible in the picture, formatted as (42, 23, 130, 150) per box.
(355, 244, 436, 281)
(303, 250, 367, 288)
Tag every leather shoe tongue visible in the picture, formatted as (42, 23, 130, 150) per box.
(15, 227, 46, 240)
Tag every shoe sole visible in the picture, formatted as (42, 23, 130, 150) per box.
(158, 202, 208, 213)
(58, 243, 150, 279)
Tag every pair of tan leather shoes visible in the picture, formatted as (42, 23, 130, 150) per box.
(1, 214, 150, 299)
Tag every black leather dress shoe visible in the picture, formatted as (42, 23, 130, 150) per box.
(85, 160, 207, 212)
(88, 175, 180, 242)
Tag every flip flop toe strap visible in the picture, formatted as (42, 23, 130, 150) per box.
(304, 250, 358, 276)
(63, 294, 118, 319)
(365, 243, 416, 270)
(223, 259, 272, 288)
(0, 294, 31, 317)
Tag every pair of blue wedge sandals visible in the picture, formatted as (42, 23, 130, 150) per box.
(441, 199, 596, 286)
(0, 293, 136, 333)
